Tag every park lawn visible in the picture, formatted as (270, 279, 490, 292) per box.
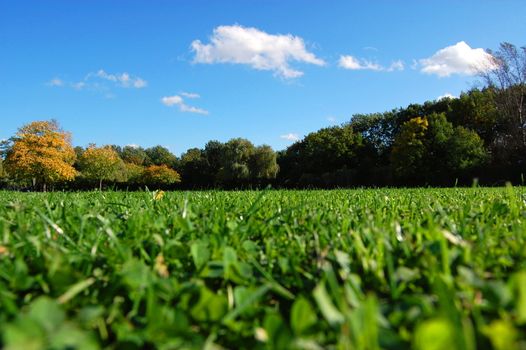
(0, 188, 525, 349)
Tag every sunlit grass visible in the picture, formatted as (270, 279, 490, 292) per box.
(0, 188, 525, 349)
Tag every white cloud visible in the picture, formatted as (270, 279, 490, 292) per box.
(93, 70, 147, 88)
(72, 81, 86, 90)
(191, 25, 325, 78)
(161, 95, 184, 106)
(419, 41, 495, 77)
(133, 78, 147, 88)
(180, 92, 200, 99)
(47, 69, 147, 94)
(161, 94, 209, 115)
(339, 55, 404, 72)
(327, 116, 337, 123)
(47, 78, 64, 87)
(180, 105, 208, 114)
(339, 55, 382, 71)
(437, 93, 457, 100)
(387, 60, 405, 72)
(126, 144, 140, 149)
(280, 133, 300, 142)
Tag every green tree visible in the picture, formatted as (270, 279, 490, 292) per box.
(180, 148, 209, 188)
(449, 89, 499, 145)
(249, 145, 279, 181)
(278, 125, 363, 187)
(392, 114, 487, 183)
(217, 138, 255, 184)
(78, 145, 123, 190)
(446, 127, 487, 171)
(121, 162, 144, 184)
(350, 111, 401, 157)
(425, 113, 454, 165)
(145, 146, 178, 168)
(203, 141, 225, 177)
(301, 125, 362, 173)
(121, 146, 150, 165)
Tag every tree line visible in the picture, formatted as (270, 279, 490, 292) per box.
(0, 122, 280, 191)
(1, 42, 525, 190)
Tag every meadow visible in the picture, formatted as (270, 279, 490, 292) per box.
(0, 188, 525, 349)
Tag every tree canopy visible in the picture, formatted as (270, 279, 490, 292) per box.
(78, 145, 123, 190)
(3, 120, 77, 190)
(142, 165, 181, 186)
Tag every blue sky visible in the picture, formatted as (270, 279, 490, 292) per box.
(1, 0, 525, 155)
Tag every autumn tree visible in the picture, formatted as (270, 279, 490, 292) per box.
(78, 145, 123, 190)
(391, 117, 429, 179)
(4, 120, 76, 191)
(142, 165, 181, 187)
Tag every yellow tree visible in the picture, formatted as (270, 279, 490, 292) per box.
(4, 120, 77, 191)
(390, 117, 429, 178)
(142, 165, 181, 187)
(78, 145, 123, 190)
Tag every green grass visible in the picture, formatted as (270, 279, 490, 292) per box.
(0, 188, 525, 349)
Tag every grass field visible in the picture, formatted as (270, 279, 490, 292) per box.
(0, 188, 525, 349)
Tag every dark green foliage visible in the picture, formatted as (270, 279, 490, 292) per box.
(249, 145, 279, 181)
(0, 188, 525, 349)
(179, 139, 278, 189)
(120, 145, 150, 166)
(390, 114, 487, 183)
(447, 127, 487, 171)
(203, 140, 225, 176)
(449, 89, 499, 144)
(278, 125, 363, 187)
(217, 138, 255, 183)
(277, 88, 508, 188)
(145, 145, 179, 169)
(180, 148, 210, 188)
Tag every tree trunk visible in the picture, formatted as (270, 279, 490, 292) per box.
(43, 183, 47, 192)
(99, 179, 103, 191)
